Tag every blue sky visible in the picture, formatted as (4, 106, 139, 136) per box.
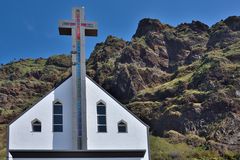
(0, 0, 240, 64)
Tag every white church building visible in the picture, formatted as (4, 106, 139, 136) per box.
(7, 7, 150, 160)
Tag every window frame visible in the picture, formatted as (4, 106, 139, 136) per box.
(53, 101, 63, 132)
(118, 120, 128, 133)
(96, 101, 107, 133)
(32, 119, 42, 132)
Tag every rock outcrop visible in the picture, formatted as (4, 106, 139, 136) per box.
(86, 16, 240, 154)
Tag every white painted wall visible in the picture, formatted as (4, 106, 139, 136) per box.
(8, 76, 150, 160)
(86, 78, 150, 160)
(9, 78, 73, 150)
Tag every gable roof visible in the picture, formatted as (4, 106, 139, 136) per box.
(8, 75, 149, 128)
(7, 74, 150, 159)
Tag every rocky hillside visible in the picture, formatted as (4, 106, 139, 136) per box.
(87, 16, 240, 158)
(1, 16, 240, 159)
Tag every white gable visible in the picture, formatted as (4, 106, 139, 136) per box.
(8, 76, 149, 160)
(86, 77, 149, 160)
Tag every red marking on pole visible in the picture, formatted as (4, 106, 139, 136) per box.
(76, 9, 81, 40)
(77, 26, 80, 40)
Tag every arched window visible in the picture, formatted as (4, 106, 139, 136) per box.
(118, 120, 127, 133)
(53, 101, 63, 132)
(32, 119, 41, 132)
(97, 101, 107, 132)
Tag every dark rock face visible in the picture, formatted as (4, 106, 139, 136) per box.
(177, 21, 209, 33)
(210, 113, 240, 148)
(46, 55, 71, 67)
(133, 18, 169, 38)
(134, 19, 210, 68)
(87, 18, 211, 102)
(86, 16, 240, 153)
(87, 35, 172, 103)
(224, 16, 240, 31)
(207, 17, 240, 50)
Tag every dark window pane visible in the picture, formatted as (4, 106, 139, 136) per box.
(54, 105, 62, 114)
(33, 125, 41, 132)
(98, 126, 107, 132)
(54, 115, 63, 124)
(53, 125, 63, 132)
(97, 116, 106, 124)
(97, 105, 106, 114)
(118, 126, 127, 133)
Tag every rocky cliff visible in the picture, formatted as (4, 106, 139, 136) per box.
(87, 16, 240, 158)
(1, 16, 240, 159)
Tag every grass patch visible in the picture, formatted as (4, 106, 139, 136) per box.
(138, 73, 193, 97)
(184, 89, 208, 95)
(175, 60, 201, 77)
(127, 101, 162, 119)
(132, 36, 148, 48)
(0, 124, 7, 160)
(150, 136, 222, 160)
(223, 41, 240, 56)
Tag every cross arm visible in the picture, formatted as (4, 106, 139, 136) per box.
(58, 20, 98, 36)
(58, 20, 75, 35)
(83, 22, 98, 36)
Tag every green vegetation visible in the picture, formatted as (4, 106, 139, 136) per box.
(132, 36, 148, 48)
(127, 101, 162, 119)
(150, 136, 222, 160)
(138, 73, 193, 98)
(0, 125, 6, 160)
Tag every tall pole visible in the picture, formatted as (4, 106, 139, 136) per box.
(72, 7, 87, 150)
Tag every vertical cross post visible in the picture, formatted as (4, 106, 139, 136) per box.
(58, 7, 98, 150)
